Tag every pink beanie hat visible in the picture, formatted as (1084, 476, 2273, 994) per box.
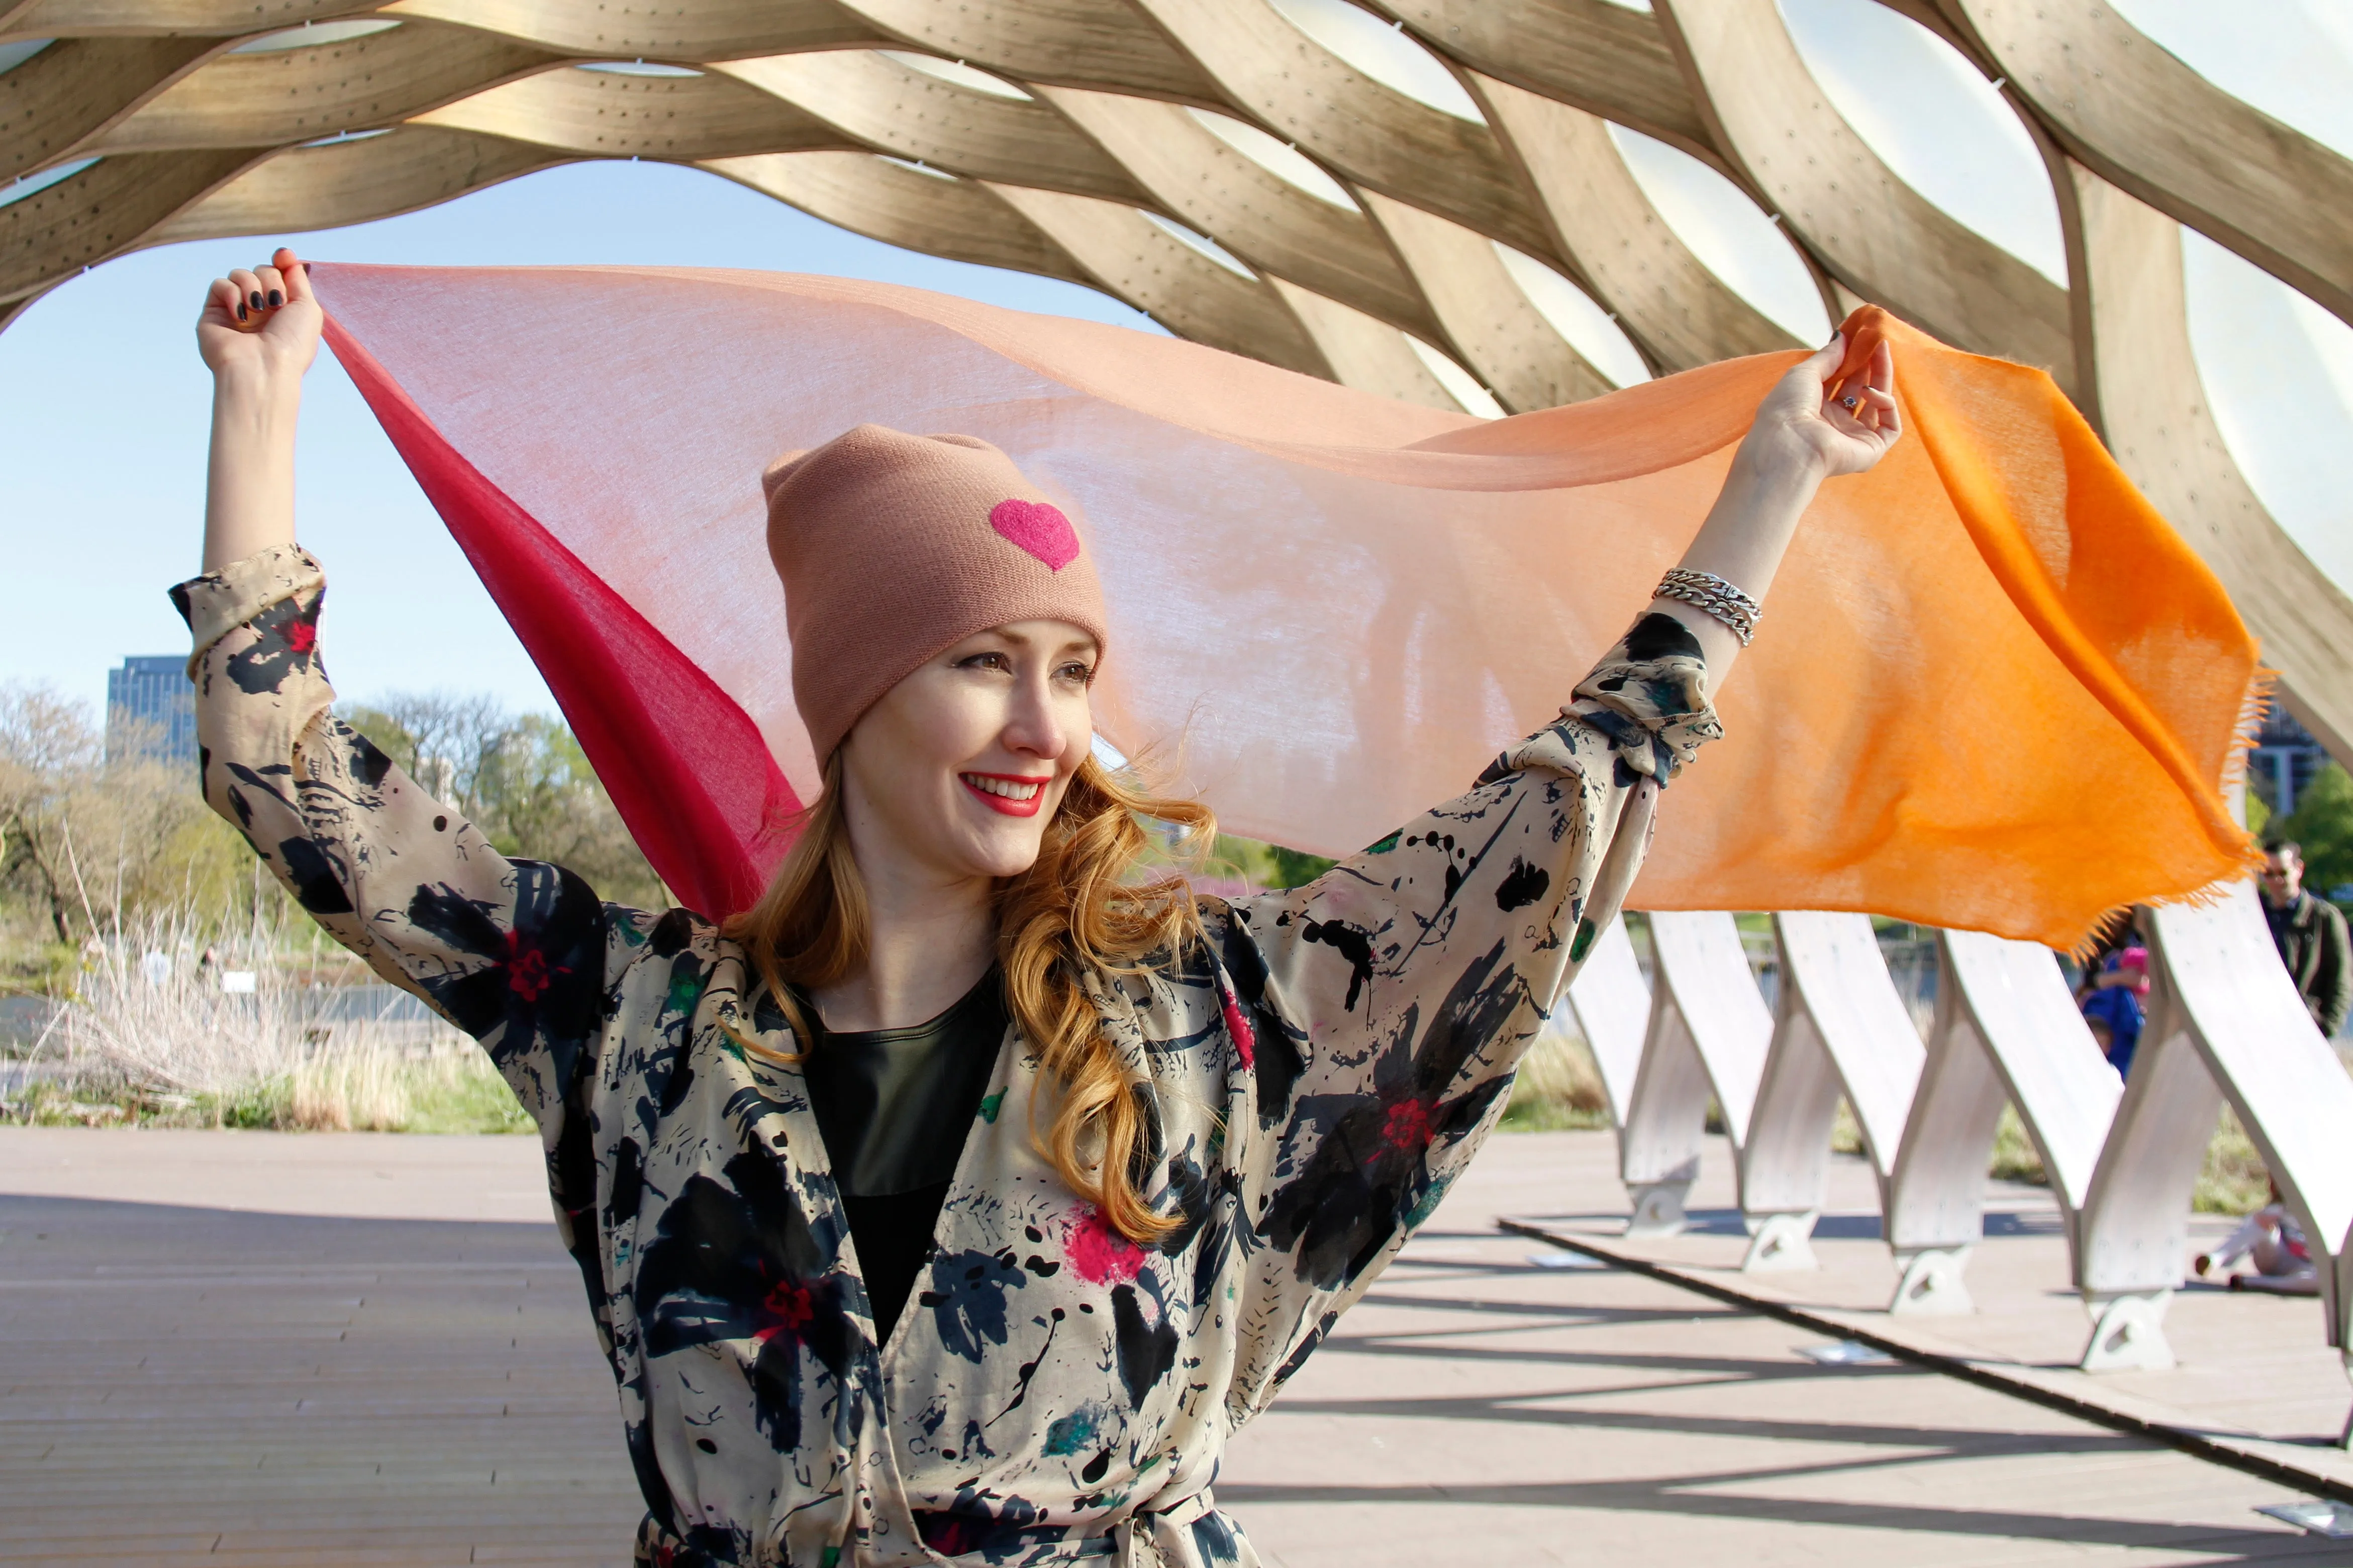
(762, 425, 1110, 763)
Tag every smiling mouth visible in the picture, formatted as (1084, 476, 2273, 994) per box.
(961, 772, 1050, 817)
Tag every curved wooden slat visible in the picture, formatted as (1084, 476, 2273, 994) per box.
(1473, 71, 1794, 372)
(1948, 0, 2353, 330)
(0, 145, 253, 299)
(1132, 0, 1559, 260)
(1267, 273, 1461, 410)
(412, 63, 841, 160)
(719, 49, 1148, 204)
(705, 148, 1094, 288)
(1037, 84, 1443, 343)
(985, 178, 1331, 379)
(838, 0, 1219, 101)
(375, 0, 878, 61)
(88, 21, 555, 153)
(1657, 0, 2076, 394)
(0, 272, 60, 331)
(2067, 158, 2353, 761)
(143, 124, 559, 244)
(1358, 187, 1610, 410)
(2, 0, 366, 38)
(1368, 0, 1716, 165)
(0, 34, 213, 180)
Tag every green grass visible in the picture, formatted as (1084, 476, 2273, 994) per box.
(1499, 1028, 1612, 1130)
(2193, 1106, 2270, 1214)
(2, 1048, 533, 1135)
(1990, 1105, 2048, 1185)
(398, 1053, 534, 1135)
(1499, 1081, 1612, 1131)
(0, 1076, 286, 1129)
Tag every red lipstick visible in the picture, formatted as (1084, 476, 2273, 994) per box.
(960, 771, 1051, 818)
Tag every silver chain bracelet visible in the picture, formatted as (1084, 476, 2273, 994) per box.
(1654, 567, 1762, 646)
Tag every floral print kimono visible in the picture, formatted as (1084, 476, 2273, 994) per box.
(175, 545, 1719, 1568)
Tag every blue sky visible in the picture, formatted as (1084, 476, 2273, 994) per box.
(3, 1, 2349, 722)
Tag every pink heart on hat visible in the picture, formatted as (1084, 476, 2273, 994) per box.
(990, 498, 1081, 571)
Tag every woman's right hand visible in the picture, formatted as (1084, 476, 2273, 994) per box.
(197, 246, 322, 385)
(199, 247, 316, 571)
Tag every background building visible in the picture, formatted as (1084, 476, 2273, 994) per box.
(2252, 708, 2334, 818)
(106, 654, 197, 769)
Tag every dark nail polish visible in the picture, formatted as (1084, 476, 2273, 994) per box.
(237, 303, 248, 321)
(267, 290, 282, 307)
(250, 291, 264, 310)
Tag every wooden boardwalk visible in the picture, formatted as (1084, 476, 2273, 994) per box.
(0, 1126, 2339, 1565)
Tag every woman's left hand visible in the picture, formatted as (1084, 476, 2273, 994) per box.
(1743, 332, 1901, 481)
(1653, 331, 1903, 671)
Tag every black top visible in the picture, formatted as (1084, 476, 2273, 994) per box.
(796, 968, 1008, 1342)
(2263, 888, 2353, 1036)
(2265, 892, 2296, 952)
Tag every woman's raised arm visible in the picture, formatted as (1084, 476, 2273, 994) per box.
(179, 250, 631, 1134)
(1211, 335, 1900, 1416)
(198, 247, 317, 572)
(1648, 330, 1900, 676)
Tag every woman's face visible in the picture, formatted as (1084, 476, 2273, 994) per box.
(838, 619, 1097, 886)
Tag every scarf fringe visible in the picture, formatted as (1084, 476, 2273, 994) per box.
(2058, 667, 2276, 964)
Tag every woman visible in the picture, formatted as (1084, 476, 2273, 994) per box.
(185, 249, 1898, 1566)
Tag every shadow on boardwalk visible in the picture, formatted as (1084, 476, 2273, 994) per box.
(0, 1129, 2335, 1565)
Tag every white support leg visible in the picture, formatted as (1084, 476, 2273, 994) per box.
(1561, 915, 1651, 1128)
(1739, 915, 1925, 1269)
(2340, 1347, 2353, 1451)
(1617, 914, 1773, 1239)
(1625, 1177, 1692, 1238)
(1890, 1247, 1976, 1315)
(2128, 893, 2353, 1385)
(2080, 1290, 2176, 1372)
(1742, 1209, 1819, 1272)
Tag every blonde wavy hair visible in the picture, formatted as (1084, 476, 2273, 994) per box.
(720, 750, 1215, 1243)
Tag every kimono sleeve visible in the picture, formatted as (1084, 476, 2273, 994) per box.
(1215, 612, 1721, 1423)
(171, 545, 627, 1128)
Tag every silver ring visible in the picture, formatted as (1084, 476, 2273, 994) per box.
(1840, 394, 1860, 409)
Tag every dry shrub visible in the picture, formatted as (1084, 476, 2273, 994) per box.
(290, 1043, 413, 1131)
(2194, 1105, 2271, 1215)
(1502, 1023, 1611, 1130)
(52, 907, 305, 1098)
(1990, 1104, 2049, 1185)
(23, 897, 476, 1131)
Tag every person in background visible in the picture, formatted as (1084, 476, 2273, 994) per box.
(2082, 1013, 2116, 1070)
(2259, 841, 2350, 1037)
(2078, 926, 2149, 1079)
(2193, 1179, 2316, 1295)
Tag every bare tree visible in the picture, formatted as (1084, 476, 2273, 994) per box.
(0, 685, 102, 943)
(0, 684, 233, 954)
(0, 682, 667, 987)
(340, 690, 512, 818)
(340, 693, 664, 908)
